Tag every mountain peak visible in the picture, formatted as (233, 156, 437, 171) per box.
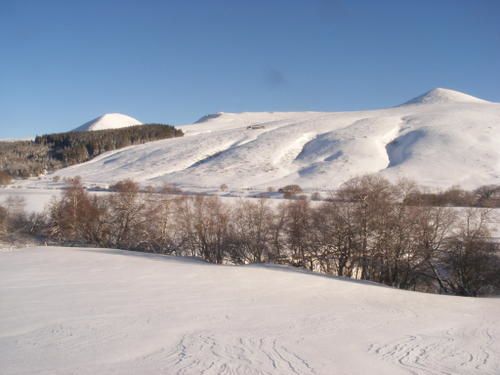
(73, 113, 143, 132)
(400, 88, 489, 106)
(195, 112, 226, 124)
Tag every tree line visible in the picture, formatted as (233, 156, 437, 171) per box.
(404, 184, 500, 208)
(2, 175, 499, 297)
(0, 124, 183, 178)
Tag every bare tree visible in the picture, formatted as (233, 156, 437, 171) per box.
(269, 202, 288, 263)
(284, 199, 314, 269)
(48, 177, 99, 243)
(438, 209, 500, 296)
(336, 175, 397, 279)
(232, 199, 273, 263)
(35, 175, 499, 296)
(416, 206, 458, 292)
(0, 205, 7, 239)
(191, 195, 232, 264)
(474, 185, 500, 207)
(312, 201, 358, 276)
(106, 179, 145, 249)
(142, 193, 180, 254)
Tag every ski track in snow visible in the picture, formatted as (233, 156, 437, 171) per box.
(370, 325, 500, 375)
(145, 333, 316, 375)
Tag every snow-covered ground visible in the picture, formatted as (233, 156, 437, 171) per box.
(0, 137, 34, 142)
(0, 187, 61, 213)
(1, 246, 499, 374)
(19, 87, 499, 193)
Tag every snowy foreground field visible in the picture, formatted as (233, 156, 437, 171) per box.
(1, 247, 499, 375)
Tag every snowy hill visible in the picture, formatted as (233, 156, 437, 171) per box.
(1, 246, 499, 374)
(400, 87, 490, 106)
(51, 88, 500, 191)
(73, 113, 143, 132)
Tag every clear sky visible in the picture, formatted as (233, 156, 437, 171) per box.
(1, 0, 499, 138)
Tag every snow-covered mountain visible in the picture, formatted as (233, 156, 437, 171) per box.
(54, 88, 499, 191)
(73, 113, 142, 132)
(399, 87, 489, 106)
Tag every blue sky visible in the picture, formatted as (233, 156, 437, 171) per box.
(1, 0, 499, 138)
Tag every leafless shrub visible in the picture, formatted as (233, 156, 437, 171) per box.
(160, 183, 183, 194)
(311, 192, 322, 201)
(0, 171, 12, 185)
(0, 205, 7, 239)
(279, 184, 303, 199)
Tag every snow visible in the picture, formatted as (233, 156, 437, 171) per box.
(0, 187, 60, 213)
(0, 246, 499, 374)
(0, 137, 34, 142)
(400, 87, 490, 106)
(31, 88, 498, 193)
(73, 113, 143, 132)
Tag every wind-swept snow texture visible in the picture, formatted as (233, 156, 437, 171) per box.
(1, 246, 499, 374)
(73, 113, 143, 132)
(54, 88, 500, 191)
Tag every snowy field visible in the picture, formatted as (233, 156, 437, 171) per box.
(0, 187, 61, 213)
(1, 246, 499, 375)
(16, 88, 500, 194)
(0, 187, 278, 213)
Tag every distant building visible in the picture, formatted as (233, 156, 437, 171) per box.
(246, 124, 265, 130)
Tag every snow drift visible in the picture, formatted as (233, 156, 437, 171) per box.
(1, 246, 499, 374)
(51, 88, 500, 191)
(73, 113, 143, 132)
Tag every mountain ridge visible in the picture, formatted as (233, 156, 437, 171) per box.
(43, 88, 500, 191)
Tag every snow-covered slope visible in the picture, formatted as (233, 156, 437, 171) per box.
(52, 88, 500, 191)
(1, 246, 499, 375)
(400, 87, 489, 106)
(73, 113, 142, 132)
